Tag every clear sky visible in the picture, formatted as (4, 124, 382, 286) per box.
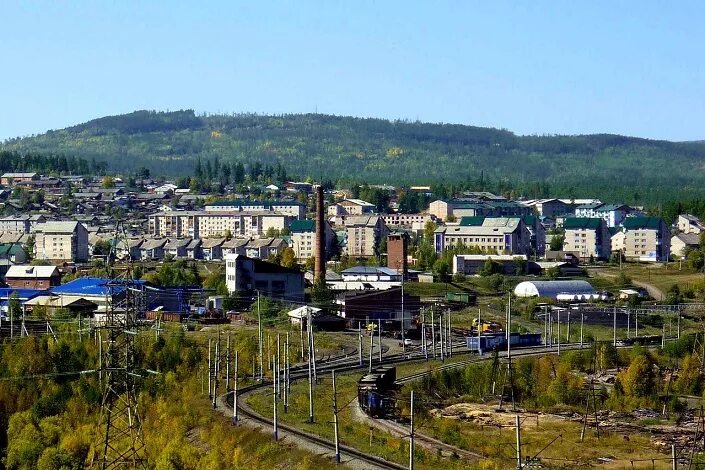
(1, 1, 703, 141)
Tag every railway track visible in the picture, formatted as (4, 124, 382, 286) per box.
(220, 336, 590, 469)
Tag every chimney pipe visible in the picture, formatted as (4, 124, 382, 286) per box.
(314, 185, 326, 285)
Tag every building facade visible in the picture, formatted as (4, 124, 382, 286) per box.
(204, 199, 305, 219)
(224, 253, 304, 302)
(344, 216, 388, 258)
(562, 218, 611, 260)
(148, 211, 290, 239)
(433, 217, 532, 255)
(34, 221, 89, 263)
(620, 217, 670, 262)
(288, 219, 336, 261)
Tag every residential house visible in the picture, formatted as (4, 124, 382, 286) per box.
(165, 238, 190, 258)
(671, 233, 700, 258)
(344, 216, 388, 258)
(5, 265, 61, 289)
(620, 217, 670, 262)
(1, 172, 39, 185)
(34, 221, 89, 263)
(562, 218, 611, 260)
(140, 238, 168, 260)
(245, 238, 287, 260)
(201, 238, 225, 261)
(0, 243, 28, 264)
(221, 238, 248, 257)
(224, 253, 304, 302)
(288, 219, 336, 261)
(433, 217, 532, 255)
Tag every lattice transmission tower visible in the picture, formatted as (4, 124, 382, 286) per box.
(99, 221, 147, 469)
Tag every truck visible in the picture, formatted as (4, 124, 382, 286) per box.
(471, 318, 503, 334)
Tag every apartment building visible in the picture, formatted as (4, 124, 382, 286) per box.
(288, 219, 336, 261)
(562, 218, 611, 260)
(677, 214, 705, 235)
(204, 199, 305, 219)
(148, 211, 290, 239)
(429, 198, 530, 221)
(34, 221, 89, 263)
(433, 217, 532, 255)
(328, 199, 376, 216)
(381, 213, 436, 230)
(344, 215, 388, 258)
(620, 217, 670, 262)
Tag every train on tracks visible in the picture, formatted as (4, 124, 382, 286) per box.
(358, 366, 398, 418)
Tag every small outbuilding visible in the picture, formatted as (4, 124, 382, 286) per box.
(514, 280, 594, 299)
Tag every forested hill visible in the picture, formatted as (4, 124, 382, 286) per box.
(3, 109, 705, 202)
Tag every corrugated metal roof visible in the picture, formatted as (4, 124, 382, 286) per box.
(50, 277, 145, 296)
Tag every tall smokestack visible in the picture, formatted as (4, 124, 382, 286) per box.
(314, 185, 326, 285)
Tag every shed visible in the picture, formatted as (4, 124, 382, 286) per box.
(513, 280, 594, 299)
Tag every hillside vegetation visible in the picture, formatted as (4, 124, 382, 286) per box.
(4, 109, 705, 203)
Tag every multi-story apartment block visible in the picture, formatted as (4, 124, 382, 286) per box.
(381, 213, 436, 230)
(562, 218, 611, 260)
(1, 172, 39, 185)
(34, 221, 89, 263)
(344, 216, 388, 258)
(677, 214, 705, 235)
(433, 217, 532, 255)
(148, 211, 290, 239)
(429, 198, 530, 221)
(574, 202, 633, 228)
(204, 199, 305, 219)
(328, 199, 376, 216)
(620, 217, 670, 262)
(288, 219, 336, 261)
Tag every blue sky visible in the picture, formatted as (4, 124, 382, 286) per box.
(1, 1, 703, 141)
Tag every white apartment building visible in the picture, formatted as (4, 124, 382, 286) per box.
(34, 221, 89, 263)
(344, 216, 388, 258)
(148, 211, 290, 239)
(204, 199, 305, 219)
(288, 219, 336, 261)
(562, 218, 611, 260)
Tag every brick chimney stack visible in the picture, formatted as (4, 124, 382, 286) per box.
(314, 185, 326, 285)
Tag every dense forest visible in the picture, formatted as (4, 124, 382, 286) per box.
(3, 109, 705, 204)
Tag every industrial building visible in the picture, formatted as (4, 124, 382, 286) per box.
(513, 280, 594, 299)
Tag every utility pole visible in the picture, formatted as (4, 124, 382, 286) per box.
(258, 291, 263, 381)
(580, 312, 584, 348)
(300, 311, 305, 360)
(401, 276, 406, 355)
(635, 311, 638, 338)
(439, 312, 444, 361)
(409, 390, 415, 470)
(515, 415, 522, 469)
(233, 350, 239, 424)
(285, 332, 290, 413)
(358, 323, 363, 366)
(557, 308, 561, 356)
(566, 311, 571, 343)
(332, 370, 341, 464)
(226, 336, 230, 391)
(208, 338, 212, 400)
(308, 317, 315, 423)
(369, 323, 374, 373)
(477, 308, 482, 355)
(213, 339, 219, 408)
(613, 306, 617, 347)
(448, 310, 453, 357)
(277, 333, 281, 398)
(431, 307, 436, 359)
(273, 354, 278, 441)
(378, 318, 382, 363)
(672, 444, 677, 470)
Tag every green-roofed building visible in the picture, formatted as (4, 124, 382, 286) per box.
(288, 218, 336, 261)
(563, 218, 611, 260)
(205, 199, 305, 219)
(620, 216, 670, 262)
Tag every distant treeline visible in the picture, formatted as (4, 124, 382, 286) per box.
(4, 110, 705, 204)
(0, 150, 103, 176)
